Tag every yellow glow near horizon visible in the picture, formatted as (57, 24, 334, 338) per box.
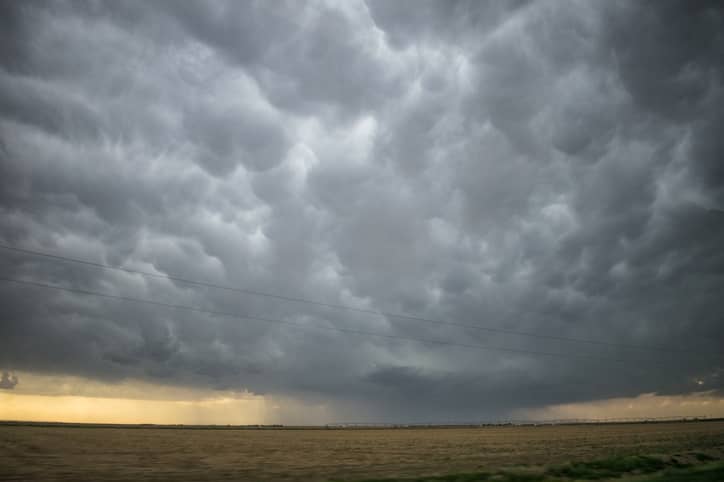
(0, 371, 268, 425)
(0, 372, 338, 425)
(0, 392, 267, 425)
(3, 372, 724, 425)
(519, 391, 724, 421)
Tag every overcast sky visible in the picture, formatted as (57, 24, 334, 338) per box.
(1, 0, 723, 424)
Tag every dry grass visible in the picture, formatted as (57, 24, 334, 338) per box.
(1, 421, 723, 481)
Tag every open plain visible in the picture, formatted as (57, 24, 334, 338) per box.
(1, 420, 723, 481)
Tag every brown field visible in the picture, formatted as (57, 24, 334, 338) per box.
(1, 421, 723, 481)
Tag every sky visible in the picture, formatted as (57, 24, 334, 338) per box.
(0, 0, 723, 425)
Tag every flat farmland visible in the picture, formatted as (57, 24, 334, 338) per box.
(1, 421, 723, 481)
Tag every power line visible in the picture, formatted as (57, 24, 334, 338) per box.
(59, 311, 652, 392)
(0, 244, 703, 356)
(0, 276, 667, 366)
(9, 306, 669, 400)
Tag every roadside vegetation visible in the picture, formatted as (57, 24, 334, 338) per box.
(350, 453, 724, 482)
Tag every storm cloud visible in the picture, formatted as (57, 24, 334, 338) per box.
(0, 0, 723, 422)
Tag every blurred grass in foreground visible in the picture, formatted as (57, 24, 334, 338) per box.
(351, 454, 724, 482)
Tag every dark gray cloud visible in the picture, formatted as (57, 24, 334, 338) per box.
(0, 0, 723, 422)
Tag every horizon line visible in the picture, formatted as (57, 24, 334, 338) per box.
(1, 415, 719, 430)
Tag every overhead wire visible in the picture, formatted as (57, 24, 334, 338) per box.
(0, 276, 674, 367)
(0, 244, 709, 356)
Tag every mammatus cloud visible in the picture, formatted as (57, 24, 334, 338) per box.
(0, 372, 18, 390)
(0, 0, 722, 422)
